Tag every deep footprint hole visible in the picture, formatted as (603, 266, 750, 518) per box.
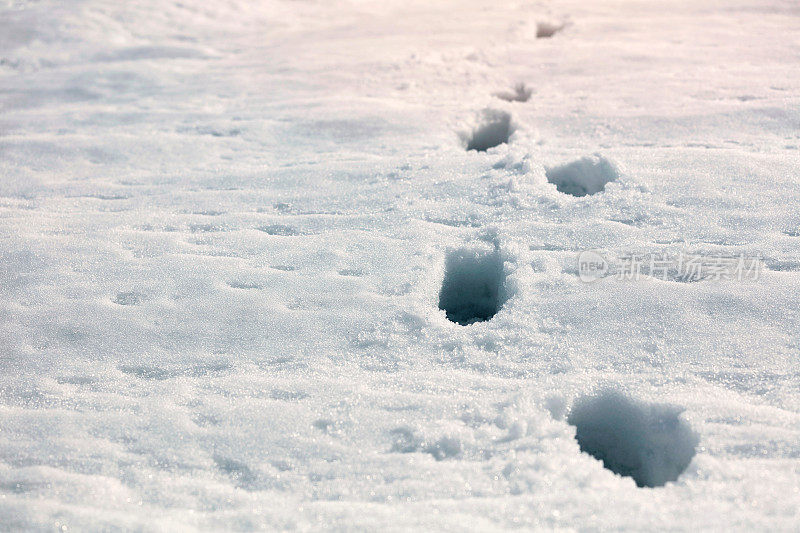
(438, 246, 506, 325)
(568, 390, 699, 488)
(536, 22, 564, 38)
(546, 154, 619, 197)
(465, 110, 514, 152)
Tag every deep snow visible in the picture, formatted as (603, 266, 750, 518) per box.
(1, 0, 799, 530)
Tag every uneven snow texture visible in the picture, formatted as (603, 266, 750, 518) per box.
(1, 0, 800, 530)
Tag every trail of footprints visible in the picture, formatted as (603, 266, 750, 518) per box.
(385, 390, 698, 489)
(435, 244, 698, 487)
(438, 22, 698, 488)
(103, 18, 782, 492)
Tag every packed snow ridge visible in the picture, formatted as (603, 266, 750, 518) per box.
(494, 82, 533, 103)
(545, 154, 619, 196)
(568, 390, 699, 488)
(536, 21, 565, 39)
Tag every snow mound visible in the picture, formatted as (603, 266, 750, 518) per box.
(546, 154, 619, 197)
(568, 390, 699, 488)
(438, 246, 506, 325)
(464, 110, 514, 151)
(494, 82, 533, 103)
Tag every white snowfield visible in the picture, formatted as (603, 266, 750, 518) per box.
(1, 0, 799, 530)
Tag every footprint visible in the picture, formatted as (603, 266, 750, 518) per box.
(494, 82, 533, 103)
(464, 110, 514, 152)
(568, 390, 698, 488)
(113, 291, 143, 306)
(536, 22, 565, 38)
(439, 246, 507, 325)
(546, 154, 619, 197)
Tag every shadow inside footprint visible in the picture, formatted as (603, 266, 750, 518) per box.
(438, 246, 506, 325)
(465, 110, 514, 152)
(536, 22, 564, 38)
(568, 390, 698, 488)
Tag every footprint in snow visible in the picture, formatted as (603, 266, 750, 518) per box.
(568, 390, 698, 488)
(439, 246, 507, 325)
(463, 110, 514, 152)
(536, 21, 565, 38)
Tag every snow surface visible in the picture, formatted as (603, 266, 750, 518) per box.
(1, 0, 800, 530)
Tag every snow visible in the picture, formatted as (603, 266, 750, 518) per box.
(1, 0, 799, 530)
